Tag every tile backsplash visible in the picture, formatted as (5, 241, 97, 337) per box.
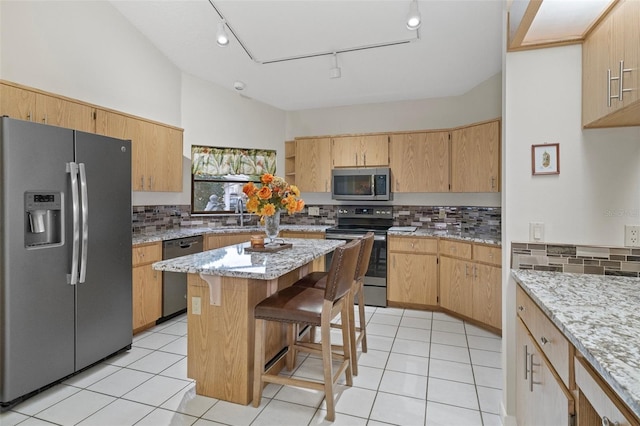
(512, 242, 640, 277)
(133, 204, 501, 239)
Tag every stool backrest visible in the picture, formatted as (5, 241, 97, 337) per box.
(354, 232, 375, 282)
(324, 239, 361, 303)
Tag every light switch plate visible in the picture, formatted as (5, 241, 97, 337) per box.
(438, 208, 446, 219)
(192, 297, 202, 315)
(308, 206, 320, 216)
(529, 222, 544, 242)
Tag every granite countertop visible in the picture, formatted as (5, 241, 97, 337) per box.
(152, 238, 343, 280)
(511, 269, 640, 420)
(132, 225, 332, 245)
(387, 228, 501, 246)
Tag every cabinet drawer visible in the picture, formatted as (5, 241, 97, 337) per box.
(389, 236, 437, 253)
(132, 242, 162, 266)
(517, 285, 571, 387)
(439, 239, 472, 259)
(473, 244, 501, 266)
(574, 355, 637, 426)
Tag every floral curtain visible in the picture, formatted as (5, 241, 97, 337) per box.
(191, 146, 277, 180)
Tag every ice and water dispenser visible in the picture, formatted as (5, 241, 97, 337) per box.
(24, 191, 62, 248)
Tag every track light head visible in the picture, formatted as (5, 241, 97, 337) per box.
(216, 20, 229, 47)
(329, 52, 341, 79)
(407, 0, 421, 30)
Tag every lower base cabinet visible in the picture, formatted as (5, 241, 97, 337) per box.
(387, 236, 438, 307)
(132, 242, 162, 333)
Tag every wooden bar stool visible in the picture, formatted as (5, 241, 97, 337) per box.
(252, 239, 361, 422)
(294, 231, 374, 375)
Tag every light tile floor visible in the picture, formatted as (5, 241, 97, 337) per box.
(1, 307, 503, 426)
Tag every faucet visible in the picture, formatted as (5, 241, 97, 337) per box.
(235, 198, 245, 227)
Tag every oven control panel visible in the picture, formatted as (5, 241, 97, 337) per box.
(337, 206, 392, 218)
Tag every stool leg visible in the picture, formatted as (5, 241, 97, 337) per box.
(341, 300, 353, 387)
(286, 323, 296, 371)
(253, 318, 266, 408)
(321, 310, 336, 422)
(357, 281, 367, 353)
(348, 284, 358, 376)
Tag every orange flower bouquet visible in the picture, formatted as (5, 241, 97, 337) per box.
(242, 174, 305, 217)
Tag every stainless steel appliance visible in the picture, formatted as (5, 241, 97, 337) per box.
(1, 117, 132, 410)
(325, 206, 393, 307)
(331, 167, 391, 201)
(162, 236, 203, 320)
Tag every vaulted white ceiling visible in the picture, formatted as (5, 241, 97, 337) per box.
(111, 0, 504, 111)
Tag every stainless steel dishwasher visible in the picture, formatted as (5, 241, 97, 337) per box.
(161, 235, 203, 321)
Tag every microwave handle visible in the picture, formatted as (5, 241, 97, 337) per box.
(370, 175, 375, 196)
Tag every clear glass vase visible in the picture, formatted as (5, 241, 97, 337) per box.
(264, 210, 281, 246)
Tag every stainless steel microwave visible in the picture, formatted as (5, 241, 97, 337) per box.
(331, 167, 391, 201)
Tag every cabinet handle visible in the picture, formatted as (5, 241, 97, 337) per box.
(608, 61, 633, 107)
(491, 177, 496, 190)
(518, 305, 525, 312)
(523, 344, 529, 380)
(602, 416, 619, 426)
(540, 336, 549, 346)
(529, 353, 540, 392)
(619, 60, 632, 101)
(27, 111, 32, 121)
(141, 176, 145, 189)
(363, 153, 366, 166)
(473, 265, 478, 279)
(42, 114, 47, 124)
(325, 180, 328, 192)
(396, 179, 399, 191)
(149, 176, 153, 190)
(355, 153, 358, 166)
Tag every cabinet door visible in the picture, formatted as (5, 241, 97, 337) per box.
(450, 121, 500, 193)
(132, 264, 162, 331)
(582, 13, 613, 127)
(296, 138, 331, 192)
(331, 135, 389, 168)
(439, 257, 473, 317)
(516, 319, 573, 426)
(331, 136, 362, 168)
(361, 134, 389, 167)
(388, 252, 438, 306)
(36, 94, 95, 133)
(472, 264, 501, 330)
(149, 125, 183, 192)
(389, 132, 449, 192)
(618, 0, 639, 112)
(0, 83, 37, 121)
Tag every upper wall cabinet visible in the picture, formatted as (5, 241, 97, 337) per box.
(96, 110, 183, 192)
(583, 0, 640, 128)
(331, 134, 389, 168)
(295, 137, 332, 192)
(450, 120, 500, 193)
(389, 131, 450, 193)
(1, 82, 96, 133)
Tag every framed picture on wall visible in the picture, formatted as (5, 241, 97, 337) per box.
(531, 143, 560, 175)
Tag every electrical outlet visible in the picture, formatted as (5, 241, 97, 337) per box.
(624, 225, 640, 247)
(192, 297, 202, 315)
(308, 206, 320, 216)
(438, 208, 446, 219)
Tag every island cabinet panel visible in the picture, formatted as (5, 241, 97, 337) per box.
(387, 236, 438, 308)
(389, 131, 450, 192)
(132, 242, 163, 333)
(516, 318, 575, 426)
(583, 0, 640, 128)
(279, 231, 325, 271)
(96, 109, 183, 192)
(186, 268, 302, 405)
(450, 120, 500, 193)
(0, 82, 95, 133)
(295, 137, 332, 192)
(331, 134, 389, 168)
(204, 232, 256, 251)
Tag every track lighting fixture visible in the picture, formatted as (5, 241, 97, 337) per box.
(216, 20, 229, 47)
(406, 0, 421, 30)
(329, 52, 341, 79)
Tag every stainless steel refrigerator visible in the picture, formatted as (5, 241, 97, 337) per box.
(0, 117, 133, 409)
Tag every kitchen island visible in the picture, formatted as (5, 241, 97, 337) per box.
(152, 238, 344, 405)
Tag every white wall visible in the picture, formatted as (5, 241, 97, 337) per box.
(502, 44, 640, 423)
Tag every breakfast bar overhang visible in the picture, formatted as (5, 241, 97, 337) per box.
(152, 238, 344, 405)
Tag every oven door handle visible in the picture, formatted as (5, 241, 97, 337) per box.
(326, 233, 386, 242)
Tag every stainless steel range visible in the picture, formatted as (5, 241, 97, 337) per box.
(324, 206, 393, 307)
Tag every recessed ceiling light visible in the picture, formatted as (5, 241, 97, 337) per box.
(407, 0, 421, 30)
(216, 20, 229, 47)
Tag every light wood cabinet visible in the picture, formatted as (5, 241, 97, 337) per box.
(204, 232, 255, 251)
(516, 318, 575, 426)
(295, 137, 331, 192)
(387, 236, 438, 307)
(331, 134, 389, 168)
(280, 231, 325, 271)
(1, 82, 95, 133)
(439, 240, 501, 331)
(284, 140, 296, 186)
(583, 0, 640, 128)
(450, 120, 500, 193)
(96, 109, 183, 192)
(389, 131, 449, 192)
(132, 242, 163, 333)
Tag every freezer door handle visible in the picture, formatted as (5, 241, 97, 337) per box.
(78, 163, 88, 284)
(67, 162, 80, 285)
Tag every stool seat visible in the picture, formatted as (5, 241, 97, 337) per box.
(254, 286, 325, 325)
(294, 271, 328, 289)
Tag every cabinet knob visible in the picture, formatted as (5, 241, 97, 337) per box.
(517, 305, 525, 312)
(540, 336, 549, 345)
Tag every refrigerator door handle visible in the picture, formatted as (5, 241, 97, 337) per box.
(67, 162, 80, 285)
(78, 163, 89, 284)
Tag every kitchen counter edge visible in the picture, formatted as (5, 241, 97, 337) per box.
(387, 229, 501, 246)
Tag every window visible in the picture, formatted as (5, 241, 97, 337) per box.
(191, 146, 277, 214)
